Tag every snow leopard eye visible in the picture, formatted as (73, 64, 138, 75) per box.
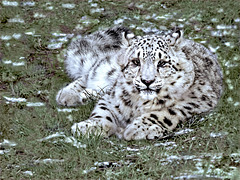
(157, 61, 167, 68)
(132, 59, 141, 66)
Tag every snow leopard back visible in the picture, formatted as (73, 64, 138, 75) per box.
(64, 27, 133, 83)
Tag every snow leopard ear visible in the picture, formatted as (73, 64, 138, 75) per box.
(118, 31, 135, 67)
(166, 29, 183, 46)
(121, 31, 135, 47)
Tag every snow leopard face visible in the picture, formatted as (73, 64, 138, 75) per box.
(122, 34, 184, 100)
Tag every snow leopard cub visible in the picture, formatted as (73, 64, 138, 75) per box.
(56, 26, 223, 140)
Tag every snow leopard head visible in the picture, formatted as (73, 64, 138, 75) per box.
(119, 30, 193, 100)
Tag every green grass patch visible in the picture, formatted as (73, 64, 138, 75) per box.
(0, 0, 239, 179)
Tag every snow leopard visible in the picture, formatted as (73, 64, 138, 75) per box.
(56, 26, 223, 140)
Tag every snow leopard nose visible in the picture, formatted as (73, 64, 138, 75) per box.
(141, 78, 155, 87)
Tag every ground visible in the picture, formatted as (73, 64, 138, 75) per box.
(0, 0, 240, 179)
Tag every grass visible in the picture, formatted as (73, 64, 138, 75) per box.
(0, 0, 240, 179)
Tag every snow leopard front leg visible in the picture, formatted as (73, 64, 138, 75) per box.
(123, 109, 183, 140)
(56, 76, 97, 106)
(71, 99, 118, 137)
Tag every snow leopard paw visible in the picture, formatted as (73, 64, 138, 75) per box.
(56, 86, 100, 107)
(56, 87, 83, 107)
(71, 119, 117, 138)
(123, 119, 164, 141)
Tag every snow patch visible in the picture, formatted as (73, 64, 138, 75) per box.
(38, 132, 66, 142)
(1, 35, 12, 41)
(34, 13, 46, 18)
(208, 45, 220, 53)
(125, 147, 140, 152)
(0, 139, 17, 155)
(82, 167, 97, 174)
(34, 158, 64, 164)
(174, 129, 194, 136)
(2, 60, 12, 64)
(4, 96, 27, 103)
(23, 171, 34, 176)
(2, 60, 25, 66)
(3, 96, 46, 106)
(52, 32, 67, 37)
(235, 18, 240, 22)
(173, 174, 221, 179)
(90, 8, 104, 14)
(57, 108, 79, 112)
(22, 2, 35, 6)
(2, 0, 18, 6)
(12, 33, 22, 39)
(0, 139, 17, 147)
(114, 19, 124, 25)
(62, 3, 75, 9)
(63, 136, 87, 148)
(90, 3, 98, 7)
(216, 24, 237, 30)
(12, 62, 25, 66)
(0, 149, 11, 155)
(47, 42, 63, 49)
(38, 132, 86, 148)
(234, 102, 240, 106)
(154, 141, 177, 149)
(8, 17, 25, 23)
(25, 31, 35, 35)
(26, 102, 45, 107)
(66, 115, 73, 122)
(210, 132, 228, 138)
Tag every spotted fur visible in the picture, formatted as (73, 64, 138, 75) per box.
(56, 27, 223, 140)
